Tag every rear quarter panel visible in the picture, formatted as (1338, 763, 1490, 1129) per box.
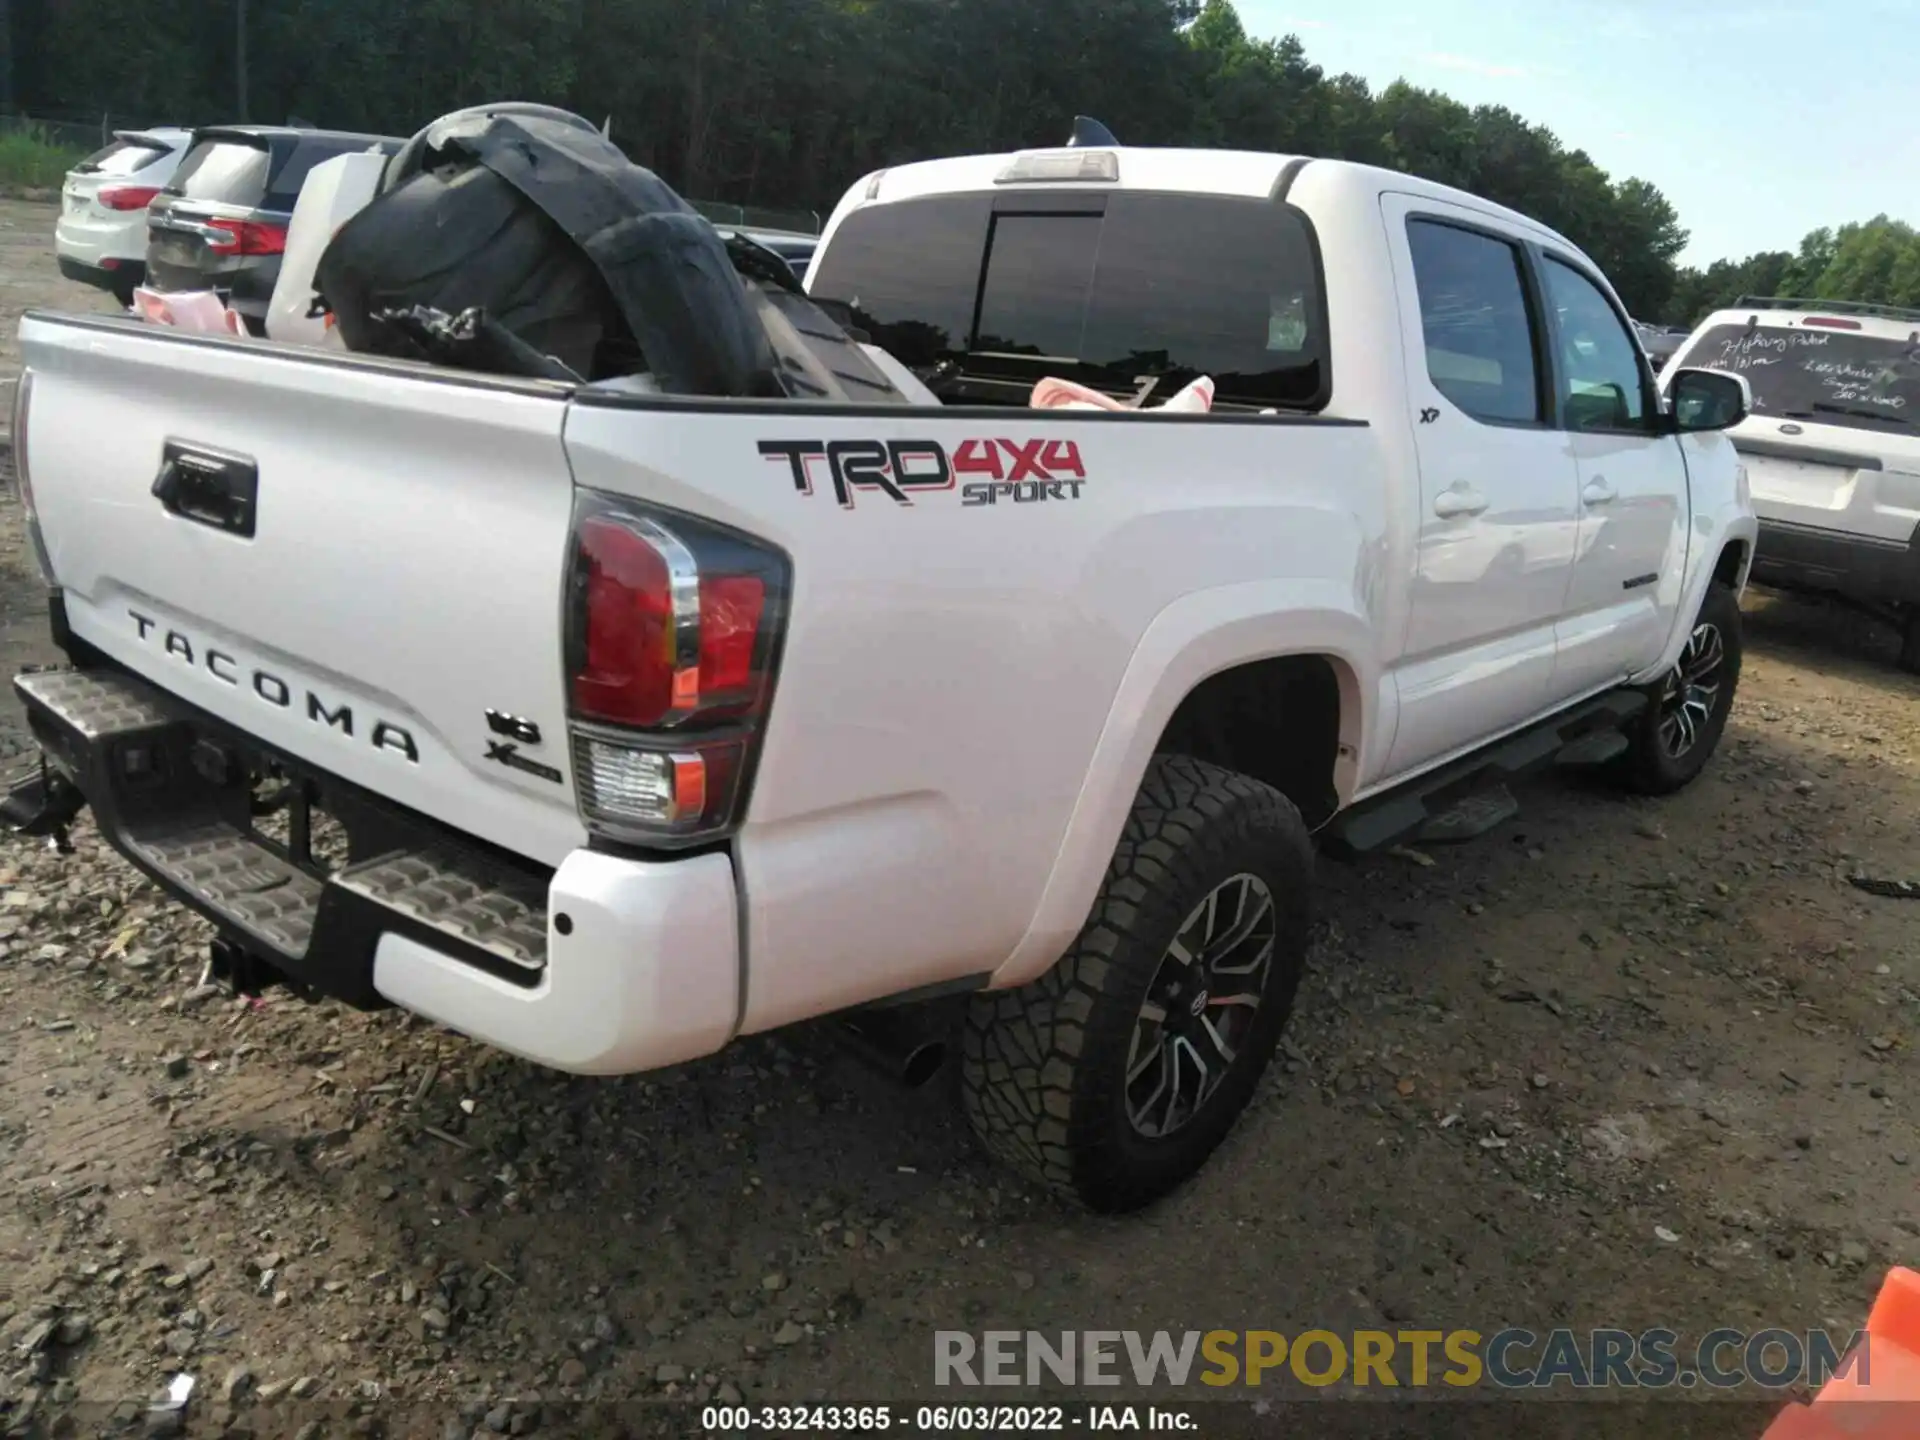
(563, 399, 1390, 1031)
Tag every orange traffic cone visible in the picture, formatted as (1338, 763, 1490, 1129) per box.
(1761, 1267, 1920, 1438)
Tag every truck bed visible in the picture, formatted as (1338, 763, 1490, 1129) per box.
(16, 309, 1381, 1047)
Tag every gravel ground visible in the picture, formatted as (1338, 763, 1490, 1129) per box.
(0, 196, 120, 416)
(0, 197, 1916, 1440)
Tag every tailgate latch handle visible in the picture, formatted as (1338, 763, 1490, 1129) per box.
(153, 441, 259, 539)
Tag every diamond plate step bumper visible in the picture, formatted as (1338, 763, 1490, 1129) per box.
(127, 823, 325, 957)
(13, 666, 551, 1000)
(18, 667, 177, 739)
(335, 847, 547, 975)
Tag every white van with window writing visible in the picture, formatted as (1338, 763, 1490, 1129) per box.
(1664, 296, 1920, 668)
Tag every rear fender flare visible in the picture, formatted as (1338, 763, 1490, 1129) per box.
(988, 579, 1374, 990)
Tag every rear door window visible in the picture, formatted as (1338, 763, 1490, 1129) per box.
(809, 190, 1329, 409)
(1672, 323, 1920, 434)
(166, 138, 273, 206)
(1405, 219, 1542, 425)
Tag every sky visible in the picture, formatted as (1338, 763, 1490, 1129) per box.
(1235, 0, 1920, 268)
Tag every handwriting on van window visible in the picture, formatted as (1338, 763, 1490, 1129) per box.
(1707, 331, 1833, 371)
(1802, 358, 1908, 409)
(1823, 385, 1907, 410)
(1706, 331, 1911, 412)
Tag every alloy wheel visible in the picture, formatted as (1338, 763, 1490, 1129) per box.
(1657, 621, 1726, 759)
(1124, 873, 1277, 1139)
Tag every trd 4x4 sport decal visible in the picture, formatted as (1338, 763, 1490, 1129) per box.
(758, 439, 1088, 509)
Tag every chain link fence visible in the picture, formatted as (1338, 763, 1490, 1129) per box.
(0, 110, 123, 149)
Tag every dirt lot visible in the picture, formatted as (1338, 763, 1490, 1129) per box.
(0, 196, 1915, 1439)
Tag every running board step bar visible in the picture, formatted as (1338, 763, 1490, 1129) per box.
(1322, 689, 1647, 858)
(1417, 783, 1519, 845)
(13, 666, 551, 989)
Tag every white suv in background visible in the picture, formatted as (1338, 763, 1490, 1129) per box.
(54, 128, 192, 304)
(1664, 297, 1920, 668)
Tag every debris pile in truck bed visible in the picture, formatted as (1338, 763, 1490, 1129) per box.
(306, 106, 911, 403)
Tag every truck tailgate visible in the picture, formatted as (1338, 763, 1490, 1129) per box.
(20, 316, 584, 866)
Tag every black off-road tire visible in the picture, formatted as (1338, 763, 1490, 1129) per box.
(960, 755, 1313, 1213)
(1897, 608, 1920, 675)
(1611, 582, 1743, 795)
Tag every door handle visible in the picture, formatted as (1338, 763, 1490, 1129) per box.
(153, 442, 259, 538)
(1583, 478, 1618, 506)
(1432, 484, 1489, 519)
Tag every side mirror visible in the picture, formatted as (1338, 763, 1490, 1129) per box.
(1667, 367, 1750, 433)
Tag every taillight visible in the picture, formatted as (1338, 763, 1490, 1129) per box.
(96, 184, 161, 211)
(10, 371, 52, 584)
(206, 219, 287, 256)
(1802, 317, 1862, 330)
(565, 493, 789, 846)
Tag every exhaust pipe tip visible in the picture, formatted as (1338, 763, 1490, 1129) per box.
(838, 1011, 952, 1088)
(899, 1040, 948, 1089)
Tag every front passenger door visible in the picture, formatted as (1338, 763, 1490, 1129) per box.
(1541, 256, 1689, 698)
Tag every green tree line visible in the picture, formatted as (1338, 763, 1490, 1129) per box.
(1666, 218, 1920, 327)
(11, 0, 1907, 325)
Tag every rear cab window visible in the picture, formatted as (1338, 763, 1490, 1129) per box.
(1673, 322, 1920, 436)
(808, 190, 1329, 410)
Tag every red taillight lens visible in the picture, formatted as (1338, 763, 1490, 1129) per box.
(206, 219, 287, 256)
(566, 494, 789, 845)
(1802, 317, 1862, 330)
(97, 184, 161, 211)
(573, 515, 681, 727)
(698, 575, 768, 699)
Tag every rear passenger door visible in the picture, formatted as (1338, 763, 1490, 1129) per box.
(1380, 195, 1581, 778)
(1537, 254, 1689, 695)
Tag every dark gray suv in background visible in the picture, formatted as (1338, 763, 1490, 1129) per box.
(146, 125, 401, 333)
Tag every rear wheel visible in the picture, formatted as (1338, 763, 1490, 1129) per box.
(1897, 608, 1920, 675)
(960, 755, 1312, 1213)
(1610, 583, 1742, 795)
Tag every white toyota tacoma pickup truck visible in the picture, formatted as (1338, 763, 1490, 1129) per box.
(6, 142, 1757, 1213)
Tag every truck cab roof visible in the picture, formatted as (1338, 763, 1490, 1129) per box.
(836, 145, 1581, 256)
